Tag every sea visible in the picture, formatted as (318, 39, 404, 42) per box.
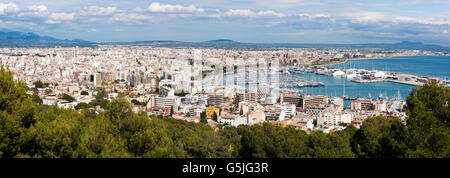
(290, 56, 450, 106)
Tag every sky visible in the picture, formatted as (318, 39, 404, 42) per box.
(0, 0, 449, 45)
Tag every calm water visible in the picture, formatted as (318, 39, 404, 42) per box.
(209, 56, 449, 107)
(330, 56, 450, 78)
(291, 56, 450, 106)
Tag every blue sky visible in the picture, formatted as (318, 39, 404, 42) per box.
(0, 0, 449, 45)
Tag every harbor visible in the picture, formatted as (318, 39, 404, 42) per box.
(289, 65, 445, 87)
(279, 56, 450, 106)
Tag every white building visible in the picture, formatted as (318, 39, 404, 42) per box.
(148, 96, 179, 112)
(317, 108, 352, 127)
(332, 70, 346, 77)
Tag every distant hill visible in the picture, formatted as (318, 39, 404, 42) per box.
(0, 30, 448, 52)
(205, 39, 235, 43)
(116, 39, 450, 52)
(0, 31, 96, 47)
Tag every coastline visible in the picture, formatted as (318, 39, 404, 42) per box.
(316, 55, 407, 67)
(311, 55, 447, 86)
(319, 54, 447, 67)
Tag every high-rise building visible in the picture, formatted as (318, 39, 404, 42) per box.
(149, 96, 178, 112)
(301, 95, 328, 107)
(207, 93, 224, 106)
(93, 73, 102, 87)
(280, 92, 301, 106)
(159, 85, 174, 97)
(235, 91, 258, 106)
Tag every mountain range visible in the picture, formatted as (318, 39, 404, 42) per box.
(0, 31, 95, 47)
(0, 30, 449, 52)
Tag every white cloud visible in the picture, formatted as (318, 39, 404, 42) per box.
(82, 6, 119, 16)
(26, 5, 49, 17)
(296, 13, 331, 19)
(133, 8, 145, 13)
(0, 3, 20, 15)
(50, 12, 75, 20)
(347, 11, 450, 25)
(28, 5, 48, 14)
(45, 12, 75, 24)
(109, 13, 154, 23)
(393, 16, 450, 25)
(44, 19, 59, 24)
(349, 12, 387, 23)
(148, 2, 204, 13)
(219, 9, 285, 18)
(257, 10, 286, 17)
(221, 9, 255, 17)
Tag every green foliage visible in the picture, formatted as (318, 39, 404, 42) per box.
(33, 80, 49, 88)
(0, 69, 449, 158)
(200, 111, 207, 124)
(351, 116, 408, 158)
(175, 90, 188, 97)
(31, 94, 43, 104)
(33, 106, 84, 158)
(80, 91, 89, 95)
(58, 93, 75, 103)
(91, 88, 109, 109)
(237, 123, 352, 158)
(165, 118, 231, 158)
(213, 112, 218, 122)
(0, 68, 37, 157)
(75, 102, 91, 110)
(404, 81, 450, 157)
(131, 99, 146, 106)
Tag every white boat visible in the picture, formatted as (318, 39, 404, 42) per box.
(346, 73, 358, 80)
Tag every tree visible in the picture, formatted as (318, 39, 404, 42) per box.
(200, 111, 207, 124)
(106, 97, 132, 145)
(75, 102, 91, 110)
(213, 112, 218, 122)
(77, 113, 130, 158)
(174, 90, 188, 97)
(33, 106, 84, 158)
(1, 67, 448, 158)
(131, 99, 142, 106)
(404, 81, 450, 157)
(0, 67, 37, 157)
(33, 80, 49, 88)
(31, 94, 43, 104)
(350, 116, 408, 158)
(95, 87, 107, 100)
(80, 91, 89, 95)
(59, 93, 75, 103)
(91, 88, 109, 109)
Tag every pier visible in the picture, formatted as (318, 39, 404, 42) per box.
(296, 66, 445, 87)
(350, 72, 442, 86)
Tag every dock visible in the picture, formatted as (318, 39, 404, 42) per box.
(296, 66, 445, 87)
(351, 78, 425, 86)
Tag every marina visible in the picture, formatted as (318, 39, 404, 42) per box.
(280, 56, 450, 106)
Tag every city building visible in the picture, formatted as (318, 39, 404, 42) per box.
(280, 92, 301, 106)
(235, 91, 258, 105)
(159, 85, 174, 97)
(207, 93, 224, 106)
(205, 106, 220, 117)
(301, 95, 328, 107)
